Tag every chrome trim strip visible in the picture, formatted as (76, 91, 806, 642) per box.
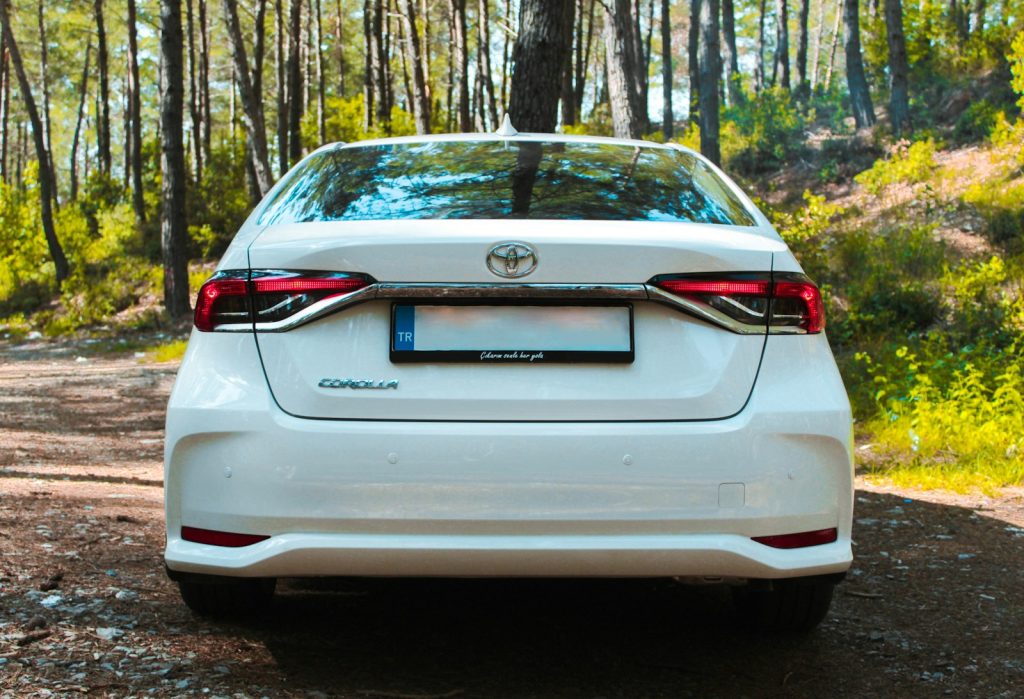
(213, 280, 789, 335)
(376, 282, 648, 300)
(644, 285, 768, 335)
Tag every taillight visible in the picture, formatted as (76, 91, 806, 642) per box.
(249, 271, 372, 325)
(193, 270, 374, 332)
(650, 273, 824, 334)
(751, 527, 838, 549)
(194, 271, 250, 332)
(181, 526, 269, 547)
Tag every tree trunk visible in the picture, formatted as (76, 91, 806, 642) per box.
(0, 0, 68, 285)
(159, 0, 190, 317)
(198, 0, 211, 168)
(604, 0, 645, 138)
(697, 0, 720, 163)
(948, 0, 968, 42)
(276, 0, 288, 172)
(560, 0, 577, 125)
(573, 0, 596, 119)
(127, 0, 145, 221)
(500, 0, 512, 110)
(721, 0, 740, 105)
(884, 0, 911, 137)
(969, 0, 985, 34)
(36, 0, 57, 203)
(0, 31, 8, 183)
(221, 0, 275, 195)
(661, 0, 673, 138)
(754, 0, 766, 93)
(640, 0, 654, 127)
(186, 0, 202, 183)
(825, 0, 842, 88)
(773, 0, 790, 90)
(398, 0, 432, 133)
(94, 0, 111, 176)
(287, 0, 304, 162)
(688, 0, 700, 123)
(508, 0, 573, 133)
(843, 0, 875, 127)
(70, 44, 92, 201)
(810, 0, 826, 89)
(335, 0, 346, 96)
(315, 0, 325, 142)
(795, 0, 810, 98)
(479, 0, 498, 128)
(449, 0, 471, 131)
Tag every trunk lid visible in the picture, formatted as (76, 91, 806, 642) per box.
(248, 219, 782, 422)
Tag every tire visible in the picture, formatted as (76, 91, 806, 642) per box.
(732, 578, 835, 633)
(178, 577, 276, 618)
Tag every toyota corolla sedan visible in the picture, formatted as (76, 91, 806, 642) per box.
(164, 132, 853, 631)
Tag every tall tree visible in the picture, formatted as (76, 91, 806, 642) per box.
(795, 0, 811, 98)
(697, 0, 720, 163)
(198, 0, 211, 167)
(398, 0, 432, 133)
(773, 0, 791, 90)
(559, 0, 577, 125)
(276, 0, 288, 172)
(884, 0, 911, 136)
(315, 0, 326, 142)
(825, 0, 842, 88)
(94, 0, 111, 176)
(810, 0, 827, 89)
(287, 0, 304, 163)
(754, 0, 767, 93)
(843, 0, 875, 127)
(0, 0, 68, 285)
(449, 0, 471, 131)
(508, 0, 574, 132)
(721, 0, 740, 105)
(661, 0, 673, 138)
(604, 0, 645, 138)
(160, 0, 190, 317)
(688, 0, 700, 122)
(221, 0, 275, 195)
(70, 43, 92, 201)
(335, 0, 346, 96)
(0, 30, 7, 183)
(127, 0, 145, 222)
(186, 0, 202, 182)
(36, 0, 56, 202)
(573, 0, 596, 119)
(479, 0, 499, 128)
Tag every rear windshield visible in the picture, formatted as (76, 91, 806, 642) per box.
(258, 140, 756, 226)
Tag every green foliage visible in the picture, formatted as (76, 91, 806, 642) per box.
(311, 95, 418, 145)
(1008, 31, 1024, 109)
(769, 191, 843, 279)
(721, 87, 805, 174)
(953, 99, 1001, 142)
(854, 139, 938, 195)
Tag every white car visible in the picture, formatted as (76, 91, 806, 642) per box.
(164, 131, 853, 631)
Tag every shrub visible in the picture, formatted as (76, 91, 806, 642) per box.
(721, 87, 806, 174)
(854, 138, 938, 195)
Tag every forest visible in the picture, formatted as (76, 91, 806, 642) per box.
(0, 0, 1022, 491)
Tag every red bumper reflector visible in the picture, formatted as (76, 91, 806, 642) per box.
(751, 527, 838, 549)
(181, 526, 270, 548)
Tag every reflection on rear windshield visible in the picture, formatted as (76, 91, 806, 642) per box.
(258, 140, 756, 226)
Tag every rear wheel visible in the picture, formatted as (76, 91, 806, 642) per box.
(178, 577, 276, 618)
(732, 578, 835, 632)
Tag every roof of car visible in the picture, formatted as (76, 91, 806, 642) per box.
(321, 131, 699, 157)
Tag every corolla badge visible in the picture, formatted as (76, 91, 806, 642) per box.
(319, 378, 398, 389)
(487, 242, 538, 278)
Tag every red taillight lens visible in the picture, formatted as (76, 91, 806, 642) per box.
(771, 279, 825, 333)
(193, 270, 374, 331)
(194, 273, 250, 331)
(751, 527, 838, 549)
(181, 526, 270, 547)
(650, 273, 824, 334)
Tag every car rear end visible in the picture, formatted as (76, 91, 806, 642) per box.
(164, 135, 853, 629)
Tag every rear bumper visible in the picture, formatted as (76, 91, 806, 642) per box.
(164, 331, 854, 580)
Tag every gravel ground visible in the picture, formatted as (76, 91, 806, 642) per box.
(1, 338, 1022, 698)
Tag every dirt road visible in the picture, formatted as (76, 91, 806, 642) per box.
(1, 339, 1022, 697)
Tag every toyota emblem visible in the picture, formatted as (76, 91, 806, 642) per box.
(487, 242, 538, 278)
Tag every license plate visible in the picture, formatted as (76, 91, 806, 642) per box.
(390, 304, 634, 363)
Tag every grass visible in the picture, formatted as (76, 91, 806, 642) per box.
(143, 338, 188, 363)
